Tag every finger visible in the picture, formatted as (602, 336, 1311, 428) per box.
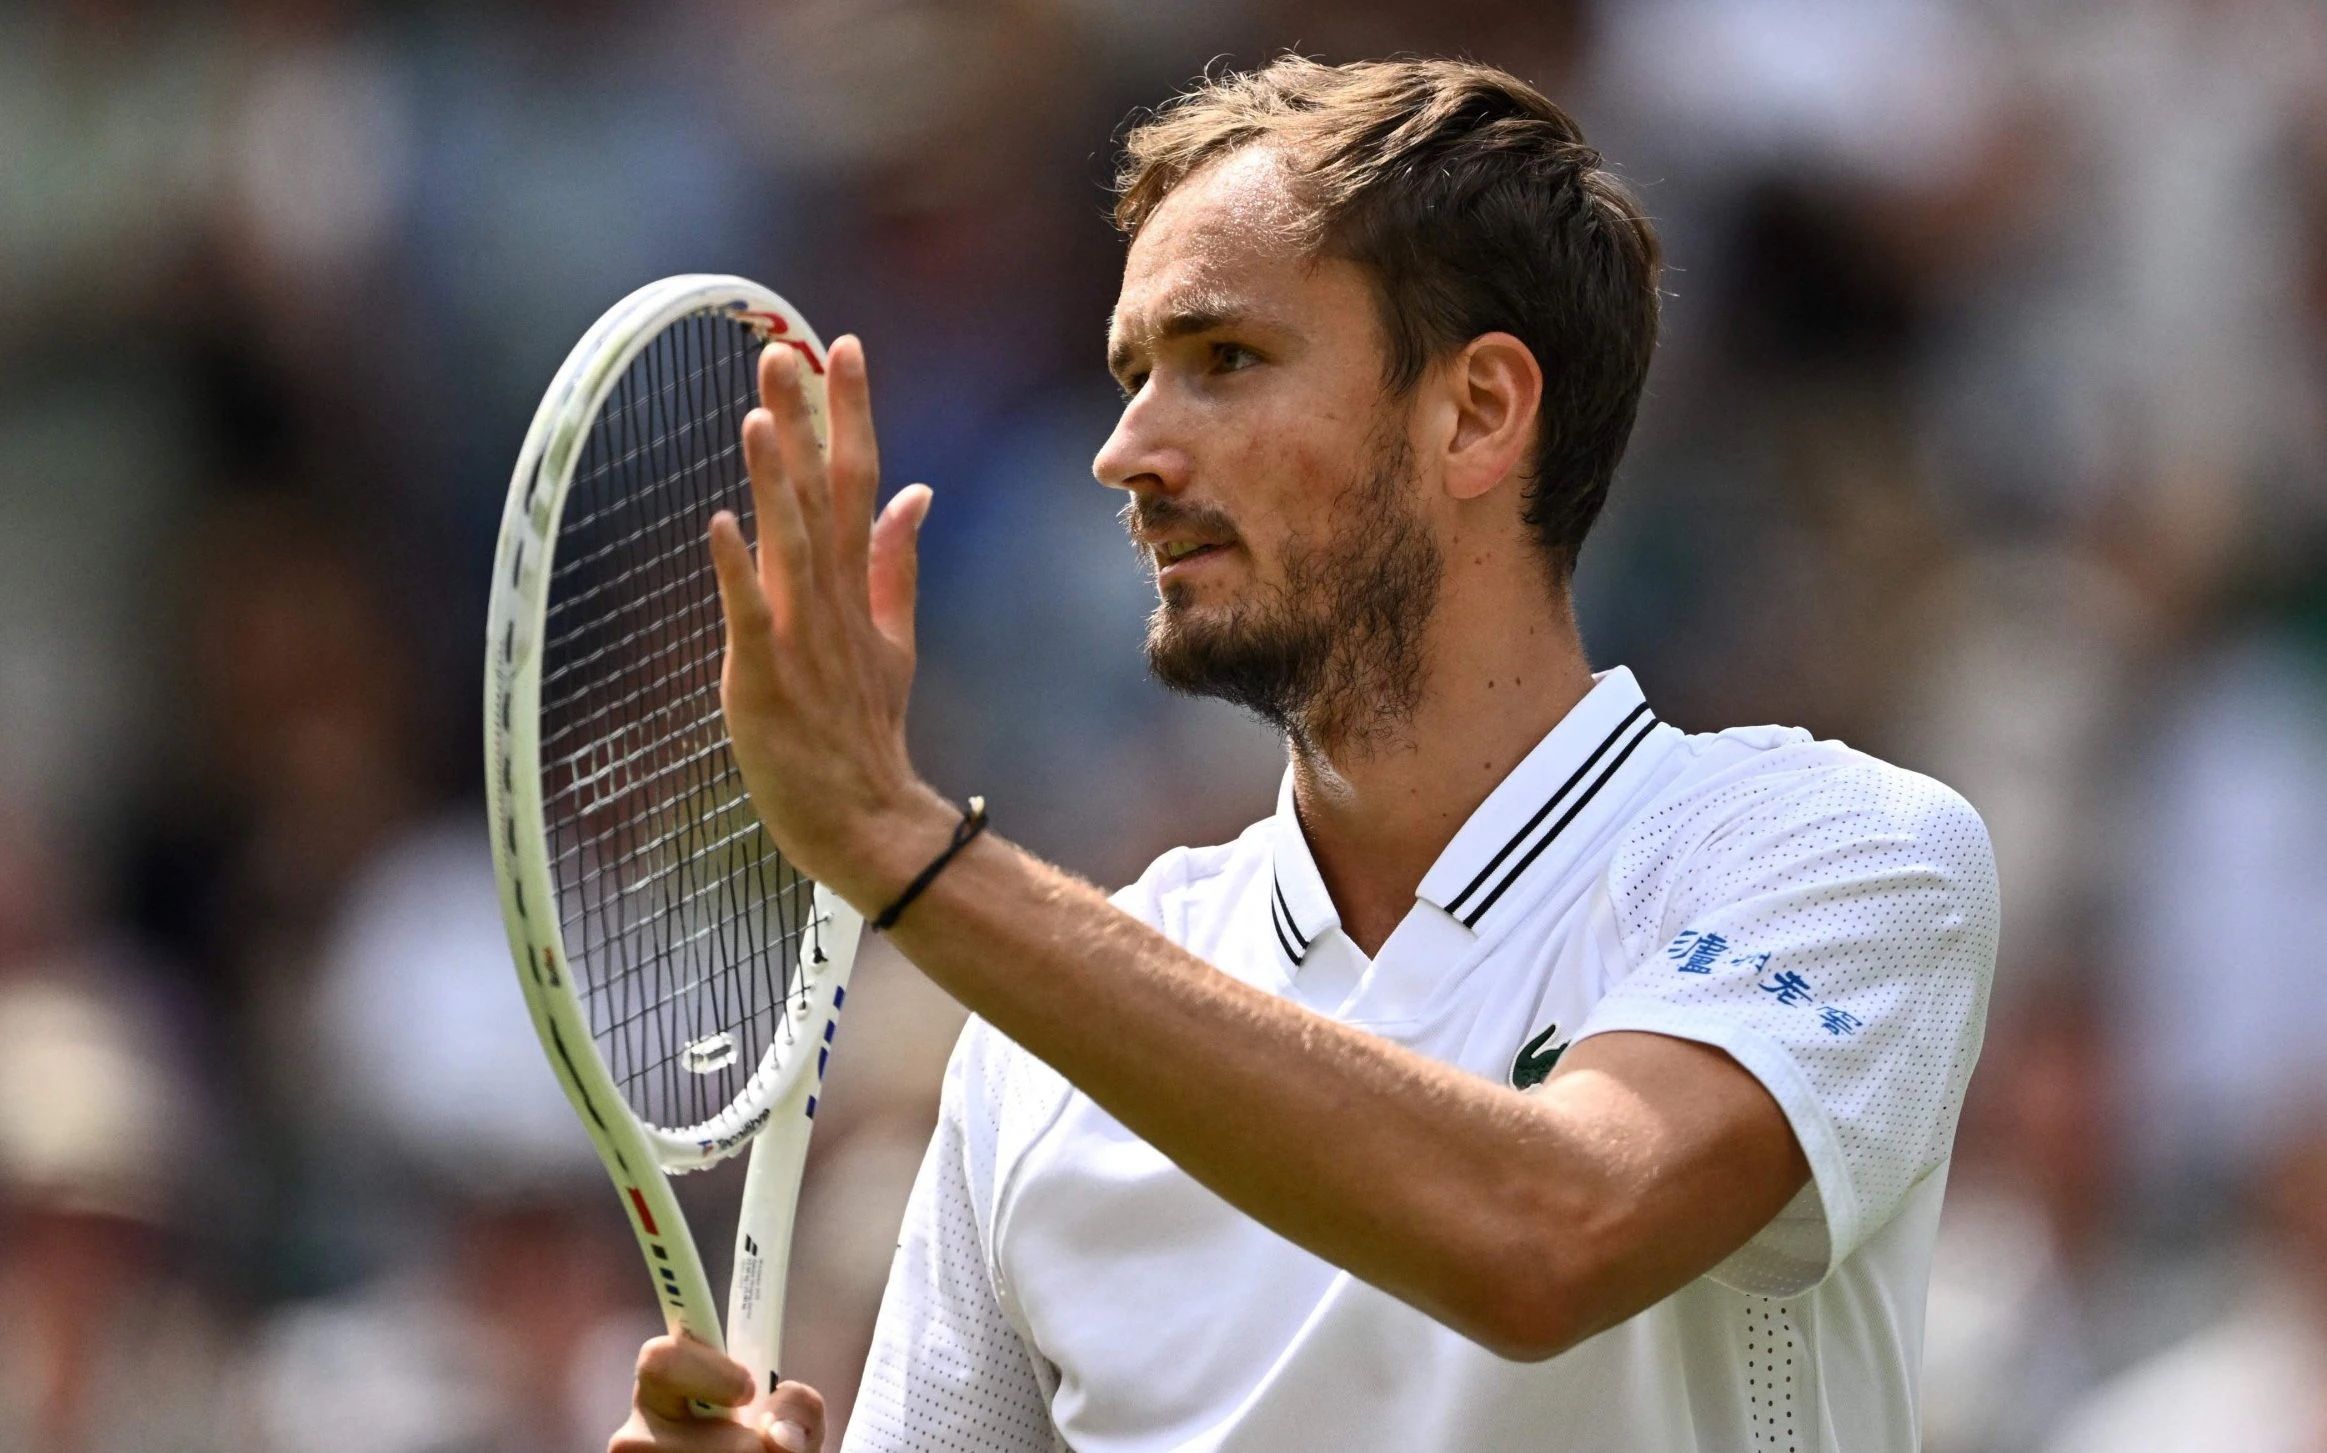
(634, 1335, 755, 1422)
(611, 1410, 773, 1453)
(759, 344, 840, 597)
(756, 1380, 828, 1452)
(740, 407, 815, 609)
(867, 484, 933, 654)
(824, 336, 879, 584)
(710, 510, 789, 656)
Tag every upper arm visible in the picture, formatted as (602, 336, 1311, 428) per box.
(1578, 757, 2000, 1297)
(1521, 1029, 1809, 1345)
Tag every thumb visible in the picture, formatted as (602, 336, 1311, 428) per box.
(755, 1380, 827, 1452)
(867, 484, 932, 652)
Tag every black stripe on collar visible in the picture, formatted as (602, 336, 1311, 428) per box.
(1271, 872, 1312, 961)
(1446, 703, 1657, 927)
(1268, 903, 1303, 963)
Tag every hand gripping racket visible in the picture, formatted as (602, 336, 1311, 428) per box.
(485, 274, 857, 1409)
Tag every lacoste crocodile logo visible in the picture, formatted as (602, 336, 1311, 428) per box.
(1510, 1022, 1568, 1091)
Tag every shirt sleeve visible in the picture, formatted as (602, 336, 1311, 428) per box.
(1577, 753, 2000, 1295)
(842, 1028, 1060, 1453)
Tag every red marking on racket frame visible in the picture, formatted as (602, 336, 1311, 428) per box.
(773, 338, 825, 374)
(626, 1186, 660, 1235)
(730, 312, 825, 374)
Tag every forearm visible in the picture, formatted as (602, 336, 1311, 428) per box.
(856, 801, 1601, 1353)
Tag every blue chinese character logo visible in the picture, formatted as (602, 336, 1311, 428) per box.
(1666, 929, 1731, 975)
(1817, 1006, 1863, 1037)
(1758, 970, 1817, 1007)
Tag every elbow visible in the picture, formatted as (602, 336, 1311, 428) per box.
(1462, 1280, 1586, 1363)
(1449, 1174, 1632, 1362)
(1442, 1226, 1594, 1363)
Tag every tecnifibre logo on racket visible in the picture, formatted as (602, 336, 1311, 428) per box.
(701, 1106, 773, 1156)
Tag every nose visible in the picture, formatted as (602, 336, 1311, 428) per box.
(1092, 388, 1192, 498)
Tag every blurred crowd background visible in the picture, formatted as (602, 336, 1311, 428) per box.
(4, 0, 2326, 1448)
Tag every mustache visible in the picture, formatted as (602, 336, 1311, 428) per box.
(1119, 497, 1240, 545)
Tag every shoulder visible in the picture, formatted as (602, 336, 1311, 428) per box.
(1614, 726, 1997, 925)
(1635, 726, 1989, 864)
(1688, 727, 1982, 834)
(1105, 818, 1274, 934)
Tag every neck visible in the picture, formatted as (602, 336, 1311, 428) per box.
(1288, 585, 1594, 956)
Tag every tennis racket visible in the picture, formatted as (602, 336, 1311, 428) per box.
(484, 273, 860, 1410)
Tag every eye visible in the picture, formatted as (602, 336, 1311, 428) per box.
(1117, 370, 1148, 401)
(1211, 342, 1259, 373)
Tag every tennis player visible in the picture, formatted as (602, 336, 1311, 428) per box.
(615, 56, 1998, 1453)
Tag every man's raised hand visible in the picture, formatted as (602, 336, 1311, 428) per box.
(707, 334, 951, 909)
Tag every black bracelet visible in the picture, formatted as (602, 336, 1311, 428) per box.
(870, 796, 989, 932)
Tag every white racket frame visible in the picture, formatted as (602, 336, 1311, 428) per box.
(485, 273, 862, 1407)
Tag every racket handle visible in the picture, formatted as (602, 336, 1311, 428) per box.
(729, 1074, 817, 1403)
(671, 1305, 728, 1418)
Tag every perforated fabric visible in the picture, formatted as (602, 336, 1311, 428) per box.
(842, 1024, 1064, 1453)
(1742, 1296, 1808, 1452)
(1584, 734, 2000, 1295)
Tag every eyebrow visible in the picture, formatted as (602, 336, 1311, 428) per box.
(1106, 291, 1255, 380)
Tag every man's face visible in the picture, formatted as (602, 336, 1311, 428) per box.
(1095, 147, 1443, 750)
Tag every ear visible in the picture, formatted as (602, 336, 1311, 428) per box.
(1436, 332, 1543, 503)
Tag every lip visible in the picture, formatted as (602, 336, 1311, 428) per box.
(1156, 541, 1234, 585)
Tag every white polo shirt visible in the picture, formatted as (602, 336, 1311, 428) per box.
(844, 668, 1999, 1453)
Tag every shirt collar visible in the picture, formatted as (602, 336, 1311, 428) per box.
(1267, 771, 1341, 967)
(1265, 667, 1666, 965)
(1415, 666, 1664, 933)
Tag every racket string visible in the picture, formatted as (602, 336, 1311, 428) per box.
(541, 575, 727, 690)
(552, 381, 744, 537)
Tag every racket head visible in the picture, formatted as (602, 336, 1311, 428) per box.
(486, 275, 866, 1351)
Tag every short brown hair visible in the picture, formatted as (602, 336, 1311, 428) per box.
(1115, 56, 1661, 575)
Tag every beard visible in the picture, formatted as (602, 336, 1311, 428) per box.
(1134, 432, 1444, 756)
